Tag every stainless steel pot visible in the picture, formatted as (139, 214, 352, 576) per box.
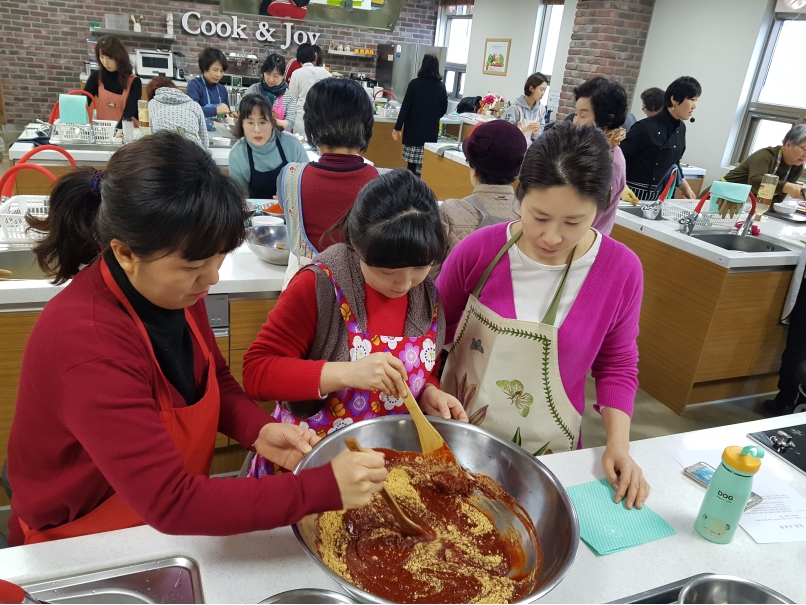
(293, 416, 579, 604)
(678, 575, 795, 604)
(259, 588, 357, 604)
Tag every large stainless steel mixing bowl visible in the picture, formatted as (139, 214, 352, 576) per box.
(293, 416, 579, 604)
(246, 225, 290, 265)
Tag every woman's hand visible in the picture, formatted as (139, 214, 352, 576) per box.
(782, 182, 806, 200)
(521, 122, 539, 135)
(254, 423, 321, 470)
(320, 354, 409, 399)
(419, 384, 469, 421)
(216, 103, 231, 115)
(392, 129, 401, 142)
(680, 179, 697, 200)
(330, 448, 388, 509)
(276, 119, 289, 129)
(601, 445, 650, 510)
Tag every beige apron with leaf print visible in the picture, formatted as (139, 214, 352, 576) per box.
(443, 228, 581, 456)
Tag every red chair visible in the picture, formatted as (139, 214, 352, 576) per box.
(47, 90, 96, 124)
(0, 164, 57, 200)
(5, 146, 76, 198)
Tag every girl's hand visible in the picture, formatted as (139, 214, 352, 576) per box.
(419, 384, 469, 422)
(333, 353, 408, 399)
(254, 423, 321, 470)
(392, 130, 401, 142)
(601, 446, 650, 510)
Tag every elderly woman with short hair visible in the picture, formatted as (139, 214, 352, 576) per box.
(722, 124, 806, 203)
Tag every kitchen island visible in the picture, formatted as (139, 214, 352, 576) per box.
(612, 208, 804, 413)
(1, 413, 804, 604)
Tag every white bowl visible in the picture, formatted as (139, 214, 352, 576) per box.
(210, 137, 231, 148)
(774, 202, 798, 215)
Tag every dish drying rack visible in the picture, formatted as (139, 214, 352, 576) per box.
(51, 119, 118, 144)
(0, 196, 48, 242)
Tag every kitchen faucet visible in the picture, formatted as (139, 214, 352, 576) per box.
(738, 192, 759, 237)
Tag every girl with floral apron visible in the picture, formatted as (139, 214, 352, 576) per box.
(442, 228, 581, 457)
(249, 262, 440, 477)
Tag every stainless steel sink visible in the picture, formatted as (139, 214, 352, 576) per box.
(692, 233, 791, 253)
(618, 206, 664, 220)
(608, 574, 713, 604)
(0, 248, 50, 280)
(22, 557, 204, 604)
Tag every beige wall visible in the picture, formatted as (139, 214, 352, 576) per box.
(463, 0, 542, 103)
(631, 0, 774, 187)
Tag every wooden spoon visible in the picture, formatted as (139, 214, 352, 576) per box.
(344, 437, 428, 537)
(400, 387, 460, 465)
(0, 269, 12, 277)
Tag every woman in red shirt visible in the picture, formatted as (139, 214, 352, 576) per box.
(279, 78, 380, 288)
(6, 132, 386, 547)
(244, 170, 468, 476)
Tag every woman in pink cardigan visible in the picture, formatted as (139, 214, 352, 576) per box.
(437, 122, 649, 510)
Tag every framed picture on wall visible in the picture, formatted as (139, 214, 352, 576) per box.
(482, 38, 511, 76)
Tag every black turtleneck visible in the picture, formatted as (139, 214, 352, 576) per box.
(105, 250, 199, 406)
(621, 107, 687, 187)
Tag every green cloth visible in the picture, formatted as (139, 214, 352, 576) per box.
(722, 145, 804, 204)
(566, 478, 675, 556)
(59, 94, 89, 125)
(229, 130, 309, 196)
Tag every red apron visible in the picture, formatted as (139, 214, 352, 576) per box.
(96, 73, 136, 123)
(17, 257, 220, 545)
(249, 261, 440, 477)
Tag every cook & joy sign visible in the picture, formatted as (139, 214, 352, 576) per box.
(181, 12, 321, 48)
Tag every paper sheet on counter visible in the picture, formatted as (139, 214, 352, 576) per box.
(671, 449, 806, 544)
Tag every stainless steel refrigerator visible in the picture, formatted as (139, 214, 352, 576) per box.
(375, 44, 448, 100)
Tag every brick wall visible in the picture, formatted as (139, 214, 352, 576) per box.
(558, 0, 655, 119)
(0, 0, 438, 125)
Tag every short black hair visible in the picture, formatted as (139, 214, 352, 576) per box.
(198, 48, 228, 73)
(665, 76, 701, 108)
(418, 54, 442, 80)
(342, 170, 447, 269)
(475, 171, 516, 186)
(640, 87, 665, 112)
(573, 77, 627, 130)
(297, 43, 315, 64)
(524, 72, 548, 97)
(234, 94, 282, 138)
(517, 122, 613, 212)
(29, 132, 246, 285)
(261, 53, 286, 75)
(304, 78, 374, 152)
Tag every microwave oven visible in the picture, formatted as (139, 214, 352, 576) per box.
(136, 50, 173, 78)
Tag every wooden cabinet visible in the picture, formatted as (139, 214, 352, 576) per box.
(363, 121, 407, 170)
(611, 225, 791, 413)
(421, 149, 474, 201)
(0, 311, 41, 506)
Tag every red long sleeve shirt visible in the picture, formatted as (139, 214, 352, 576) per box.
(243, 270, 440, 403)
(7, 261, 341, 547)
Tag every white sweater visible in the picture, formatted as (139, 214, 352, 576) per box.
(148, 88, 209, 148)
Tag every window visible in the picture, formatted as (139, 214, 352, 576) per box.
(437, 5, 473, 100)
(733, 19, 806, 164)
(531, 3, 565, 119)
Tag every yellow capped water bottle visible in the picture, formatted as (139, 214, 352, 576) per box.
(694, 446, 764, 544)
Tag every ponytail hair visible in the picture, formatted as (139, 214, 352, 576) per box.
(326, 169, 447, 269)
(29, 131, 247, 285)
(28, 168, 103, 284)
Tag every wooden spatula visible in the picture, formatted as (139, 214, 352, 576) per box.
(401, 387, 460, 466)
(343, 437, 428, 537)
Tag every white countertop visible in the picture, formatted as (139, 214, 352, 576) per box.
(614, 206, 805, 269)
(0, 243, 286, 309)
(10, 122, 322, 168)
(424, 141, 468, 166)
(1, 413, 804, 603)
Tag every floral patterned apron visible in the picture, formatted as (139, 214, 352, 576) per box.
(442, 228, 582, 456)
(249, 262, 440, 476)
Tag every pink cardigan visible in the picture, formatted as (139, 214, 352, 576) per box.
(592, 145, 627, 236)
(435, 222, 642, 418)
